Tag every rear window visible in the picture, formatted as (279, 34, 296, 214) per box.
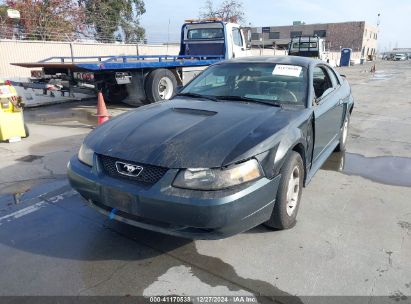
(187, 28, 224, 40)
(292, 42, 318, 49)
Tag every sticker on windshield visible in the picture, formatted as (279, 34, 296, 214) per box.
(273, 65, 302, 77)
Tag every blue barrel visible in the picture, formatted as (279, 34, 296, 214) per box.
(340, 48, 352, 67)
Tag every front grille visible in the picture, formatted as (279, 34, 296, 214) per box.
(99, 154, 168, 185)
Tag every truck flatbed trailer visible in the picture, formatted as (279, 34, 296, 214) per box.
(13, 55, 224, 71)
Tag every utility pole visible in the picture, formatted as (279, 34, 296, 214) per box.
(377, 13, 381, 56)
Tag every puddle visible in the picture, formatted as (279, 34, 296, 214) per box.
(322, 152, 411, 187)
(370, 70, 396, 81)
(25, 109, 97, 126)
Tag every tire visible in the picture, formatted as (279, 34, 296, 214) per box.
(264, 151, 304, 230)
(335, 112, 350, 152)
(144, 69, 177, 104)
(23, 123, 29, 138)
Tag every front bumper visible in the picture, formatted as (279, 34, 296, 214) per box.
(67, 156, 281, 239)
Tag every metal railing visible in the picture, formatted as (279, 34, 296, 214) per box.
(0, 25, 177, 45)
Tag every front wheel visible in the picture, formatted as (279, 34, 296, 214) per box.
(264, 151, 304, 230)
(144, 69, 177, 104)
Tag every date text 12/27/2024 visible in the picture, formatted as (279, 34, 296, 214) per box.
(149, 296, 258, 303)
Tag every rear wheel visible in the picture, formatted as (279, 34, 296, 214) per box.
(144, 69, 177, 103)
(265, 151, 304, 230)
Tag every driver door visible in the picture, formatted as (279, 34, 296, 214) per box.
(231, 27, 247, 58)
(312, 65, 344, 162)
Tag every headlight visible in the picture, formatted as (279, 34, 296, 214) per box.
(173, 159, 263, 190)
(78, 143, 94, 166)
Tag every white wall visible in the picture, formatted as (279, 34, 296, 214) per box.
(0, 39, 180, 78)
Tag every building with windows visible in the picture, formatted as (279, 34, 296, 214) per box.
(250, 21, 378, 60)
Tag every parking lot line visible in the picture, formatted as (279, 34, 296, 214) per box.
(0, 190, 75, 226)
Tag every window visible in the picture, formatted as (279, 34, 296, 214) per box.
(292, 42, 317, 49)
(232, 28, 243, 46)
(313, 66, 334, 99)
(313, 30, 326, 37)
(251, 33, 261, 41)
(325, 66, 340, 87)
(269, 32, 280, 39)
(290, 31, 302, 38)
(187, 28, 224, 40)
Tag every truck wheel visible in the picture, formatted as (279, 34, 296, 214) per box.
(145, 69, 177, 103)
(335, 113, 350, 152)
(264, 151, 304, 230)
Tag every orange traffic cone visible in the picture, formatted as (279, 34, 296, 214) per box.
(96, 91, 110, 125)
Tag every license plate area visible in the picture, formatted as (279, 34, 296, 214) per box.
(115, 72, 132, 84)
(102, 187, 135, 214)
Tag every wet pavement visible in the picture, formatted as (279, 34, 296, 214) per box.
(0, 61, 411, 302)
(322, 152, 411, 187)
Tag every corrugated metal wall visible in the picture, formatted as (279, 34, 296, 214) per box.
(0, 40, 180, 78)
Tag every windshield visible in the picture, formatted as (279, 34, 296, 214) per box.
(181, 63, 307, 105)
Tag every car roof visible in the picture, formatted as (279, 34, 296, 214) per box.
(223, 56, 324, 68)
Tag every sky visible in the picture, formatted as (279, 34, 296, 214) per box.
(140, 0, 411, 50)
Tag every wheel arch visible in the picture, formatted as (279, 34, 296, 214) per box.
(291, 142, 307, 186)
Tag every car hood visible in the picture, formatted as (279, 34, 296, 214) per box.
(86, 98, 303, 168)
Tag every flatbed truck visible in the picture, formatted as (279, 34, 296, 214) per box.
(288, 35, 336, 66)
(12, 19, 249, 105)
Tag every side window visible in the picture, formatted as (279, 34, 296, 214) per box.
(313, 66, 333, 99)
(232, 28, 243, 47)
(325, 67, 340, 87)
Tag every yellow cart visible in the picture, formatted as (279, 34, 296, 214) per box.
(0, 80, 28, 142)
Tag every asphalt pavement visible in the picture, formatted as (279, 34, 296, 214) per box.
(0, 61, 410, 303)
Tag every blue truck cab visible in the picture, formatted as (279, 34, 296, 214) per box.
(12, 19, 249, 105)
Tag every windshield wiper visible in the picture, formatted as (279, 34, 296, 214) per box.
(175, 92, 219, 102)
(215, 95, 282, 107)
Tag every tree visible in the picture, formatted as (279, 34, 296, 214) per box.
(79, 0, 146, 43)
(0, 4, 8, 26)
(199, 0, 245, 24)
(5, 0, 85, 40)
